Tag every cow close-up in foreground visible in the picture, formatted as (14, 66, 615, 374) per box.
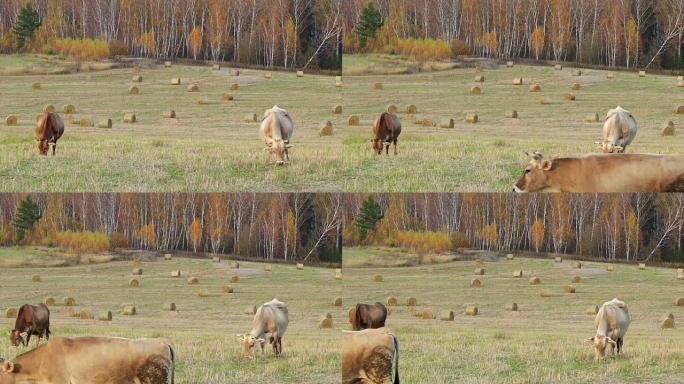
(371, 112, 401, 155)
(342, 327, 399, 384)
(514, 151, 684, 192)
(239, 298, 289, 357)
(596, 106, 637, 153)
(349, 302, 388, 331)
(0, 336, 174, 384)
(9, 303, 51, 347)
(35, 112, 64, 156)
(260, 105, 294, 166)
(586, 298, 631, 361)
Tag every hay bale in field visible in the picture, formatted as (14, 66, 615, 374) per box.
(212, 64, 220, 71)
(675, 298, 684, 306)
(197, 97, 210, 105)
(43, 104, 56, 113)
(438, 118, 455, 128)
(171, 78, 181, 85)
(123, 113, 136, 123)
(373, 82, 383, 90)
(374, 275, 384, 282)
(661, 121, 675, 136)
(335, 268, 342, 280)
(470, 278, 482, 287)
(386, 104, 398, 113)
(639, 263, 646, 270)
(128, 86, 139, 95)
(564, 93, 576, 101)
(164, 61, 172, 68)
(97, 311, 112, 321)
(606, 72, 614, 80)
(32, 274, 41, 282)
(32, 82, 41, 89)
(586, 305, 599, 315)
(465, 113, 478, 123)
(506, 254, 514, 260)
(440, 310, 455, 321)
(63, 297, 75, 306)
(606, 265, 614, 272)
(571, 83, 581, 91)
(196, 289, 209, 297)
(638, 70, 646, 77)
(574, 261, 583, 269)
(348, 115, 360, 126)
(243, 113, 257, 123)
(661, 313, 675, 328)
(539, 97, 552, 105)
(564, 285, 576, 294)
(132, 268, 143, 275)
(405, 105, 417, 114)
(513, 78, 523, 85)
(296, 71, 304, 77)
(244, 305, 257, 315)
(675, 105, 684, 114)
(571, 276, 581, 283)
(162, 110, 177, 119)
(230, 275, 240, 283)
(187, 276, 199, 285)
(334, 297, 343, 307)
(43, 297, 55, 307)
(230, 83, 239, 91)
(333, 105, 343, 114)
(264, 264, 273, 272)
(512, 270, 523, 278)
(128, 278, 139, 287)
(474, 268, 485, 275)
(264, 72, 272, 80)
(421, 117, 436, 127)
(529, 276, 541, 285)
(132, 75, 143, 83)
(470, 86, 482, 95)
(319, 316, 333, 328)
(554, 257, 563, 263)
(77, 117, 94, 127)
(296, 263, 304, 270)
(506, 61, 514, 68)
(572, 69, 582, 76)
(66, 308, 79, 318)
(97, 119, 113, 129)
(474, 75, 485, 83)
(506, 302, 518, 311)
(677, 268, 683, 279)
(164, 254, 172, 260)
(386, 296, 398, 306)
(678, 76, 684, 81)
(319, 121, 334, 136)
(187, 84, 199, 92)
(222, 285, 234, 294)
(222, 93, 234, 101)
(230, 69, 241, 76)
(420, 309, 435, 319)
(678, 81, 684, 88)
(554, 64, 562, 71)
(212, 257, 221, 263)
(5, 115, 18, 126)
(122, 305, 136, 316)
(505, 110, 518, 118)
(539, 290, 554, 298)
(6, 307, 17, 318)
(80, 308, 93, 320)
(406, 297, 417, 306)
(465, 306, 478, 316)
(529, 84, 541, 92)
(171, 270, 181, 277)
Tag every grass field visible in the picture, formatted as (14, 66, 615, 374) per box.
(0, 55, 341, 192)
(341, 54, 684, 192)
(343, 247, 684, 383)
(0, 248, 342, 383)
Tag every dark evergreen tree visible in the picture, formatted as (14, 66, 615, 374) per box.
(354, 2, 383, 50)
(355, 195, 383, 241)
(12, 3, 41, 50)
(12, 195, 41, 241)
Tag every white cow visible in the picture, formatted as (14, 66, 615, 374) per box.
(238, 298, 289, 357)
(597, 106, 637, 153)
(586, 298, 630, 360)
(260, 105, 294, 166)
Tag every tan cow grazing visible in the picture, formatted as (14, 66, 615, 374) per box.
(342, 327, 399, 384)
(596, 106, 637, 153)
(238, 298, 289, 357)
(260, 105, 294, 166)
(371, 112, 401, 155)
(514, 151, 684, 192)
(35, 112, 64, 155)
(586, 298, 630, 361)
(0, 336, 175, 384)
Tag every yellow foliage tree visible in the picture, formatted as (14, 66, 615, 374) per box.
(188, 27, 203, 60)
(531, 219, 544, 252)
(188, 219, 203, 253)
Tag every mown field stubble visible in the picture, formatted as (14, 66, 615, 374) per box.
(341, 54, 684, 192)
(0, 55, 342, 192)
(0, 248, 342, 383)
(343, 247, 684, 383)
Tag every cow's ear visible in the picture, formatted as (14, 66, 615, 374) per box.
(542, 160, 553, 171)
(2, 361, 14, 373)
(585, 337, 594, 343)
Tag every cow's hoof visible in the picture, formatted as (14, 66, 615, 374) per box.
(276, 161, 284, 166)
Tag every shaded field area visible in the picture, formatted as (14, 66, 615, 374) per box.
(343, 247, 684, 383)
(0, 55, 341, 192)
(341, 56, 684, 192)
(0, 249, 342, 383)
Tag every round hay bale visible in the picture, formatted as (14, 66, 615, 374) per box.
(470, 86, 482, 95)
(678, 80, 684, 88)
(163, 302, 177, 311)
(164, 61, 172, 68)
(296, 263, 304, 270)
(230, 275, 240, 283)
(335, 80, 343, 87)
(212, 257, 221, 263)
(212, 64, 220, 71)
(420, 117, 435, 127)
(123, 113, 136, 123)
(264, 264, 273, 272)
(606, 72, 615, 80)
(222, 93, 234, 102)
(572, 69, 583, 76)
(132, 75, 143, 83)
(197, 97, 209, 105)
(319, 121, 334, 136)
(296, 71, 304, 77)
(554, 64, 563, 71)
(564, 93, 576, 101)
(128, 86, 139, 95)
(186, 84, 199, 92)
(244, 305, 257, 315)
(222, 285, 234, 294)
(675, 105, 684, 115)
(512, 78, 523, 85)
(97, 311, 112, 321)
(230, 83, 239, 91)
(334, 297, 343, 307)
(406, 105, 417, 114)
(405, 297, 417, 306)
(506, 302, 518, 311)
(63, 297, 75, 306)
(5, 115, 18, 126)
(439, 118, 455, 128)
(97, 119, 113, 129)
(564, 285, 576, 294)
(264, 72, 272, 80)
(638, 70, 646, 77)
(539, 97, 552, 105)
(571, 83, 581, 91)
(529, 276, 541, 285)
(512, 270, 523, 278)
(160, 110, 176, 119)
(539, 290, 554, 298)
(80, 308, 93, 320)
(32, 82, 41, 89)
(128, 278, 139, 287)
(43, 104, 56, 113)
(171, 78, 181, 85)
(187, 276, 199, 285)
(470, 278, 482, 287)
(132, 268, 143, 275)
(554, 257, 563, 263)
(243, 113, 257, 123)
(678, 76, 684, 81)
(661, 121, 675, 136)
(335, 268, 342, 280)
(78, 117, 94, 127)
(66, 308, 78, 318)
(373, 275, 384, 282)
(661, 314, 675, 328)
(507, 61, 514, 68)
(230, 261, 240, 269)
(474, 75, 485, 82)
(606, 265, 614, 272)
(386, 296, 398, 306)
(474, 268, 485, 275)
(171, 270, 181, 277)
(31, 274, 41, 282)
(385, 104, 398, 113)
(574, 261, 583, 269)
(465, 113, 478, 123)
(420, 309, 435, 319)
(231, 69, 241, 76)
(319, 316, 333, 328)
(373, 82, 384, 90)
(6, 307, 17, 318)
(333, 105, 343, 114)
(440, 310, 455, 321)
(585, 305, 599, 315)
(505, 110, 518, 118)
(638, 263, 646, 270)
(164, 254, 172, 260)
(677, 268, 683, 279)
(465, 306, 478, 316)
(675, 298, 684, 306)
(122, 305, 136, 316)
(571, 276, 582, 283)
(43, 297, 55, 307)
(506, 254, 514, 260)
(196, 289, 209, 297)
(348, 115, 360, 126)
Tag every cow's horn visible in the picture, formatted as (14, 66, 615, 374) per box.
(286, 144, 293, 148)
(2, 361, 14, 373)
(585, 337, 594, 343)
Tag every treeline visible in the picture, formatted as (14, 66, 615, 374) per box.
(0, 0, 343, 70)
(0, 193, 342, 263)
(343, 0, 684, 70)
(343, 193, 684, 263)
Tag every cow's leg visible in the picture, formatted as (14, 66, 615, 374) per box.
(617, 338, 623, 354)
(24, 330, 31, 346)
(393, 139, 398, 155)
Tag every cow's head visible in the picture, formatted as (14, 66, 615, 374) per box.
(265, 139, 292, 166)
(514, 151, 554, 192)
(8, 330, 22, 347)
(237, 334, 265, 357)
(597, 141, 624, 154)
(585, 335, 616, 360)
(37, 139, 49, 155)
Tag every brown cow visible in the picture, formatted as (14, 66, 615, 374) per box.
(10, 304, 51, 347)
(371, 112, 401, 155)
(35, 112, 65, 156)
(349, 303, 388, 331)
(0, 336, 174, 384)
(342, 327, 399, 384)
(514, 151, 684, 192)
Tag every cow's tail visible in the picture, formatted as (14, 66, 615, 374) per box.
(392, 334, 399, 384)
(168, 344, 175, 384)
